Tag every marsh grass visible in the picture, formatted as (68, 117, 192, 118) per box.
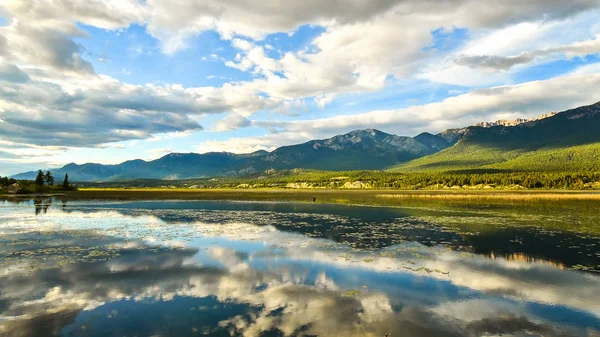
(375, 192, 600, 201)
(75, 187, 600, 202)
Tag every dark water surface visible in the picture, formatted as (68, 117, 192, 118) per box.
(1, 198, 599, 337)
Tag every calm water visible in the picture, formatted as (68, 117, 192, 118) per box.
(1, 198, 599, 337)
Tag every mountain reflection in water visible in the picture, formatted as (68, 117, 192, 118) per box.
(0, 199, 599, 337)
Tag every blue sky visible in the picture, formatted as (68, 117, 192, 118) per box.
(1, 1, 600, 175)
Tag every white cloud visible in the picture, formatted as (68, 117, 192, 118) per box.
(217, 2, 600, 109)
(0, 64, 287, 146)
(0, 59, 29, 82)
(454, 53, 537, 71)
(146, 130, 194, 142)
(195, 132, 312, 154)
(212, 113, 251, 132)
(0, 0, 145, 74)
(454, 33, 600, 71)
(146, 148, 173, 156)
(231, 38, 253, 51)
(423, 9, 600, 85)
(143, 0, 600, 52)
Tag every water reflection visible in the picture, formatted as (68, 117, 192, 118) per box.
(487, 252, 566, 270)
(34, 197, 52, 215)
(0, 199, 599, 337)
(40, 199, 600, 271)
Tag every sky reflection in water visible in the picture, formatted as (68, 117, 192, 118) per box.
(0, 199, 599, 337)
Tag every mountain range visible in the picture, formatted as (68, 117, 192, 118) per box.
(393, 101, 600, 172)
(12, 101, 600, 181)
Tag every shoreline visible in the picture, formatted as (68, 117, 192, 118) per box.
(4, 188, 600, 204)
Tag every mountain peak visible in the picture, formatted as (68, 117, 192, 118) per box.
(343, 129, 386, 137)
(437, 105, 574, 144)
(163, 152, 196, 158)
(474, 112, 559, 128)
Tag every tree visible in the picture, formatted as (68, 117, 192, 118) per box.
(0, 176, 15, 187)
(35, 170, 45, 187)
(45, 171, 54, 187)
(62, 173, 70, 189)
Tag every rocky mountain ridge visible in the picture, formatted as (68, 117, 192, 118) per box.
(12, 101, 600, 181)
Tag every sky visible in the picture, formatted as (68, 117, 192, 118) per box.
(1, 1, 600, 175)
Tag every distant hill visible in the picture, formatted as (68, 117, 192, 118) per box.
(12, 129, 450, 181)
(392, 101, 600, 172)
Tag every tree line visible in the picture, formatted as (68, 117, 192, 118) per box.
(1, 171, 75, 194)
(0, 176, 17, 187)
(81, 169, 600, 190)
(243, 171, 600, 189)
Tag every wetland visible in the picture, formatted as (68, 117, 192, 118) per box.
(1, 194, 599, 336)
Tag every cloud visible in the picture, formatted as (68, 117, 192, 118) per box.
(556, 33, 600, 57)
(423, 11, 600, 85)
(454, 53, 536, 70)
(4, 0, 600, 92)
(144, 0, 600, 51)
(7, 25, 95, 74)
(0, 1, 143, 75)
(145, 130, 194, 142)
(146, 148, 173, 156)
(0, 60, 29, 82)
(267, 71, 600, 135)
(454, 33, 600, 71)
(144, 0, 402, 51)
(212, 113, 252, 131)
(195, 132, 312, 153)
(0, 75, 204, 146)
(216, 2, 600, 110)
(3, 0, 144, 31)
(0, 68, 288, 146)
(0, 141, 71, 174)
(0, 150, 20, 159)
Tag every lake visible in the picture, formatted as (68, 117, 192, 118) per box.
(1, 197, 599, 337)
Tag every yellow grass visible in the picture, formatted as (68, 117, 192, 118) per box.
(76, 187, 600, 201)
(375, 192, 600, 200)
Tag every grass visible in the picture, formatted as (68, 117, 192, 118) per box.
(390, 144, 520, 172)
(5, 187, 600, 211)
(392, 142, 600, 173)
(376, 191, 600, 201)
(61, 188, 600, 204)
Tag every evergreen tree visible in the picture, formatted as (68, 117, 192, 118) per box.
(62, 173, 70, 189)
(35, 170, 45, 187)
(45, 171, 54, 187)
(0, 176, 15, 186)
